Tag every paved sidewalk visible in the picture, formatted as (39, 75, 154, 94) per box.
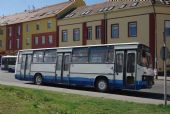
(0, 81, 169, 105)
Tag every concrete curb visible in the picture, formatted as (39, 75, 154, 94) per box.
(0, 81, 169, 105)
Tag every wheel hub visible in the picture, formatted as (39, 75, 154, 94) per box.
(98, 81, 106, 90)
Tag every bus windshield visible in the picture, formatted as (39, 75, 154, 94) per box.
(138, 50, 152, 68)
(1, 57, 16, 65)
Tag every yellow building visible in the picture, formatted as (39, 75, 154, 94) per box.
(58, 0, 170, 74)
(22, 0, 85, 49)
(0, 24, 6, 55)
(0, 0, 85, 53)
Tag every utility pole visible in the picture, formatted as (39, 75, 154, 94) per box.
(163, 32, 167, 106)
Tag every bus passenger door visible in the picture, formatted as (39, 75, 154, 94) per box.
(126, 51, 136, 88)
(20, 54, 32, 80)
(115, 51, 124, 89)
(56, 53, 71, 84)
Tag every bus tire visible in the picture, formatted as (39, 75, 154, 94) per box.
(34, 74, 43, 85)
(95, 78, 108, 92)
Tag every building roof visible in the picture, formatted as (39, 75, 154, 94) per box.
(0, 1, 74, 26)
(64, 1, 170, 19)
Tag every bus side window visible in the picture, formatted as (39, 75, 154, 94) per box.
(18, 53, 22, 63)
(57, 55, 62, 70)
(72, 48, 88, 63)
(141, 51, 148, 67)
(21, 55, 26, 69)
(64, 55, 70, 71)
(44, 50, 57, 63)
(107, 47, 114, 63)
(33, 51, 44, 63)
(89, 47, 108, 63)
(127, 53, 135, 73)
(116, 53, 123, 73)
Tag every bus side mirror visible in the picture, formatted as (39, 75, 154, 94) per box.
(142, 51, 146, 58)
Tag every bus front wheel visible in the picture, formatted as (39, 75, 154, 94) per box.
(34, 74, 43, 85)
(95, 78, 108, 92)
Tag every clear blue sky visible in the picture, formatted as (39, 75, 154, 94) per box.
(0, 0, 105, 16)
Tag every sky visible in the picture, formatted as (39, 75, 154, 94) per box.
(0, 0, 105, 16)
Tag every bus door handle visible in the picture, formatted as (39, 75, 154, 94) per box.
(110, 67, 114, 70)
(111, 67, 119, 75)
(113, 72, 119, 76)
(113, 72, 118, 75)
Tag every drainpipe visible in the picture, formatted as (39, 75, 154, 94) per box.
(151, 0, 158, 79)
(104, 12, 107, 44)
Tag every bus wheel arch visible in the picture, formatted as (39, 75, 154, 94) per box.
(94, 76, 109, 92)
(34, 73, 43, 85)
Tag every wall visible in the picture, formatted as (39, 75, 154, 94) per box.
(107, 14, 150, 45)
(22, 17, 57, 49)
(6, 23, 22, 55)
(156, 13, 170, 72)
(0, 26, 6, 54)
(58, 6, 153, 47)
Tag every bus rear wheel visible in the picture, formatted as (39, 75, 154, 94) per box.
(95, 78, 108, 92)
(34, 74, 43, 85)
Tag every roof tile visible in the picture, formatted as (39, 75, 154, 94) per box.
(0, 1, 73, 26)
(64, 1, 170, 19)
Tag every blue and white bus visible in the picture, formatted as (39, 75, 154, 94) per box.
(15, 43, 154, 92)
(1, 55, 17, 72)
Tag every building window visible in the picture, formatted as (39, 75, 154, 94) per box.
(111, 24, 119, 38)
(34, 37, 38, 45)
(16, 39, 20, 49)
(87, 26, 92, 40)
(96, 26, 101, 39)
(165, 20, 170, 36)
(26, 38, 30, 45)
(36, 23, 40, 30)
(42, 36, 46, 44)
(9, 27, 12, 37)
(47, 20, 52, 29)
(26, 24, 30, 32)
(73, 28, 80, 41)
(18, 25, 21, 36)
(0, 29, 3, 35)
(128, 22, 137, 37)
(62, 30, 68, 42)
(9, 40, 12, 49)
(48, 35, 53, 44)
(0, 40, 2, 47)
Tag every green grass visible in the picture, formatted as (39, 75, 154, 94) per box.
(0, 85, 169, 114)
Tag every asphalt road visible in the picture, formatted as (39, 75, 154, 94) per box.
(0, 70, 170, 105)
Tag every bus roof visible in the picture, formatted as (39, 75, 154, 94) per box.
(18, 42, 142, 52)
(2, 55, 17, 58)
